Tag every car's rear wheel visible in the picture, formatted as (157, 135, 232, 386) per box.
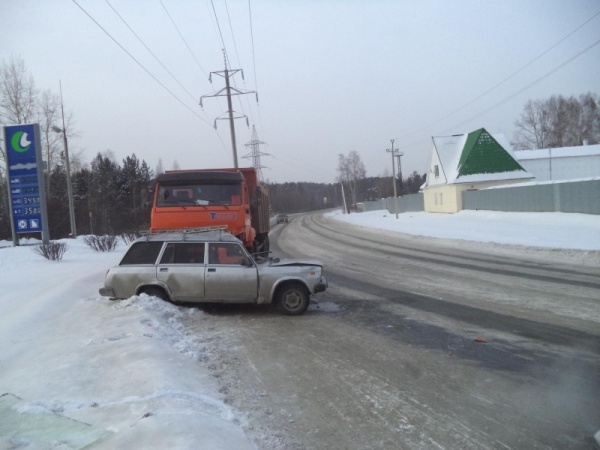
(276, 283, 310, 316)
(140, 286, 169, 302)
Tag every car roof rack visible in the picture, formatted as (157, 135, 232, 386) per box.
(141, 226, 229, 241)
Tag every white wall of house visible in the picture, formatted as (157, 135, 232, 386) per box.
(425, 148, 447, 187)
(515, 146, 600, 182)
(424, 179, 537, 213)
(423, 185, 461, 213)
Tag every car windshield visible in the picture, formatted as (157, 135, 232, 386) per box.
(156, 182, 242, 207)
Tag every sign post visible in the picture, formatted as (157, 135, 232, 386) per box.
(3, 123, 50, 245)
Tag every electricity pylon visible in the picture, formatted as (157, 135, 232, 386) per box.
(200, 50, 257, 168)
(243, 125, 270, 180)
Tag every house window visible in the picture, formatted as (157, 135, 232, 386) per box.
(434, 165, 439, 178)
(439, 193, 443, 205)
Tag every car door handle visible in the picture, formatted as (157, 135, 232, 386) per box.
(160, 268, 168, 272)
(208, 268, 216, 272)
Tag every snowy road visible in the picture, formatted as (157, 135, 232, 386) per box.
(184, 212, 600, 449)
(1, 210, 599, 449)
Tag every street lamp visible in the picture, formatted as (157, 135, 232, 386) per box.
(52, 125, 77, 237)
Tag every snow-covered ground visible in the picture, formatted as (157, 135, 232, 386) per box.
(0, 238, 254, 449)
(329, 209, 600, 251)
(0, 210, 598, 448)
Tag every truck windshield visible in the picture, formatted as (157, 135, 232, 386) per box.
(156, 182, 242, 207)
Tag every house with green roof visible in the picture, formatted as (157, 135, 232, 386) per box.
(422, 128, 533, 213)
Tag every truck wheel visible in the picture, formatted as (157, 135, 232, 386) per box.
(140, 286, 169, 302)
(276, 283, 309, 316)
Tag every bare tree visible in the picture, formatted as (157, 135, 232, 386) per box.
(513, 93, 600, 149)
(0, 56, 38, 236)
(0, 56, 38, 173)
(38, 89, 63, 193)
(512, 99, 552, 149)
(336, 150, 366, 207)
(0, 56, 37, 125)
(578, 92, 600, 145)
(547, 95, 581, 147)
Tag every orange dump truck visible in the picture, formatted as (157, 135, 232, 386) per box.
(150, 168, 270, 252)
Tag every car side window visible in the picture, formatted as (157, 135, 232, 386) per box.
(120, 242, 164, 265)
(160, 243, 205, 264)
(208, 243, 249, 265)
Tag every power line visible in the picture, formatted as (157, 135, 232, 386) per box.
(247, 0, 266, 141)
(222, 0, 256, 130)
(400, 10, 600, 139)
(400, 36, 600, 153)
(71, 0, 211, 126)
(155, 0, 224, 140)
(225, 0, 243, 74)
(105, 0, 197, 103)
(248, 0, 259, 98)
(160, 0, 230, 151)
(210, 0, 227, 51)
(442, 37, 600, 133)
(160, 0, 209, 79)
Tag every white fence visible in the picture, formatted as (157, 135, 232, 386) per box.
(359, 180, 599, 215)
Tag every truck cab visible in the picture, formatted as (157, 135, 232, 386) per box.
(150, 169, 269, 252)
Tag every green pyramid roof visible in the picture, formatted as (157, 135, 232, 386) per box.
(457, 128, 525, 177)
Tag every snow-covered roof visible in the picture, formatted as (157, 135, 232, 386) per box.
(452, 170, 534, 184)
(431, 133, 467, 183)
(482, 176, 600, 189)
(428, 129, 532, 186)
(515, 144, 600, 160)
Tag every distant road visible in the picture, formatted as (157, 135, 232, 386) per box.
(185, 211, 600, 449)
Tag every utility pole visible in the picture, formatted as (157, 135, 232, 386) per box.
(52, 81, 77, 237)
(200, 50, 257, 168)
(386, 140, 399, 219)
(340, 183, 348, 214)
(395, 150, 404, 195)
(243, 125, 270, 181)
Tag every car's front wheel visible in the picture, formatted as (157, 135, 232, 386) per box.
(275, 283, 310, 316)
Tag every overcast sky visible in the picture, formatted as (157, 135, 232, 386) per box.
(2, 0, 599, 183)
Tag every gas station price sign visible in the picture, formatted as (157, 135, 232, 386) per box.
(3, 124, 48, 236)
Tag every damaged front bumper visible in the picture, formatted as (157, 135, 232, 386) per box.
(313, 276, 328, 294)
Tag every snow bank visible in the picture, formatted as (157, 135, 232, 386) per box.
(0, 237, 253, 449)
(329, 210, 600, 251)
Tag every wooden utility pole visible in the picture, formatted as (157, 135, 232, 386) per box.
(386, 140, 399, 219)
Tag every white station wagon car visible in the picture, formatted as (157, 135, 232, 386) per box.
(99, 231, 327, 315)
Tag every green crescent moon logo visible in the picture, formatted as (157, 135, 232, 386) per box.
(11, 131, 31, 153)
